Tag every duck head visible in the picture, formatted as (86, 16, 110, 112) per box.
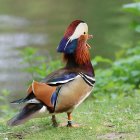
(57, 20, 92, 54)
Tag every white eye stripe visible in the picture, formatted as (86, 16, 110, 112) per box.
(64, 38, 71, 50)
(69, 23, 88, 41)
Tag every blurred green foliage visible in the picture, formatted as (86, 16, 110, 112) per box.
(93, 45, 140, 99)
(93, 1, 140, 99)
(123, 2, 140, 33)
(21, 47, 62, 81)
(0, 89, 11, 118)
(123, 2, 140, 15)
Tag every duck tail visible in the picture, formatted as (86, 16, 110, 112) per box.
(7, 103, 43, 126)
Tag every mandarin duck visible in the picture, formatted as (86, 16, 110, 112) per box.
(8, 20, 95, 127)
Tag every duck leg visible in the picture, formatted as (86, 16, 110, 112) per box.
(67, 112, 73, 127)
(51, 115, 58, 127)
(67, 112, 81, 127)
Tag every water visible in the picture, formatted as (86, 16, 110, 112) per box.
(0, 0, 132, 99)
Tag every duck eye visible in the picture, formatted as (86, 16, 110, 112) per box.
(83, 32, 86, 34)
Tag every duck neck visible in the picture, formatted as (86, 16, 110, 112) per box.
(63, 53, 94, 76)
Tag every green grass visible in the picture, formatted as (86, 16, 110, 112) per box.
(0, 94, 140, 140)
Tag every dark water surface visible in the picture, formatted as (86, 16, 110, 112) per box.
(0, 0, 132, 98)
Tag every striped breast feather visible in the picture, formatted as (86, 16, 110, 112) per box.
(47, 73, 78, 86)
(79, 72, 95, 87)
